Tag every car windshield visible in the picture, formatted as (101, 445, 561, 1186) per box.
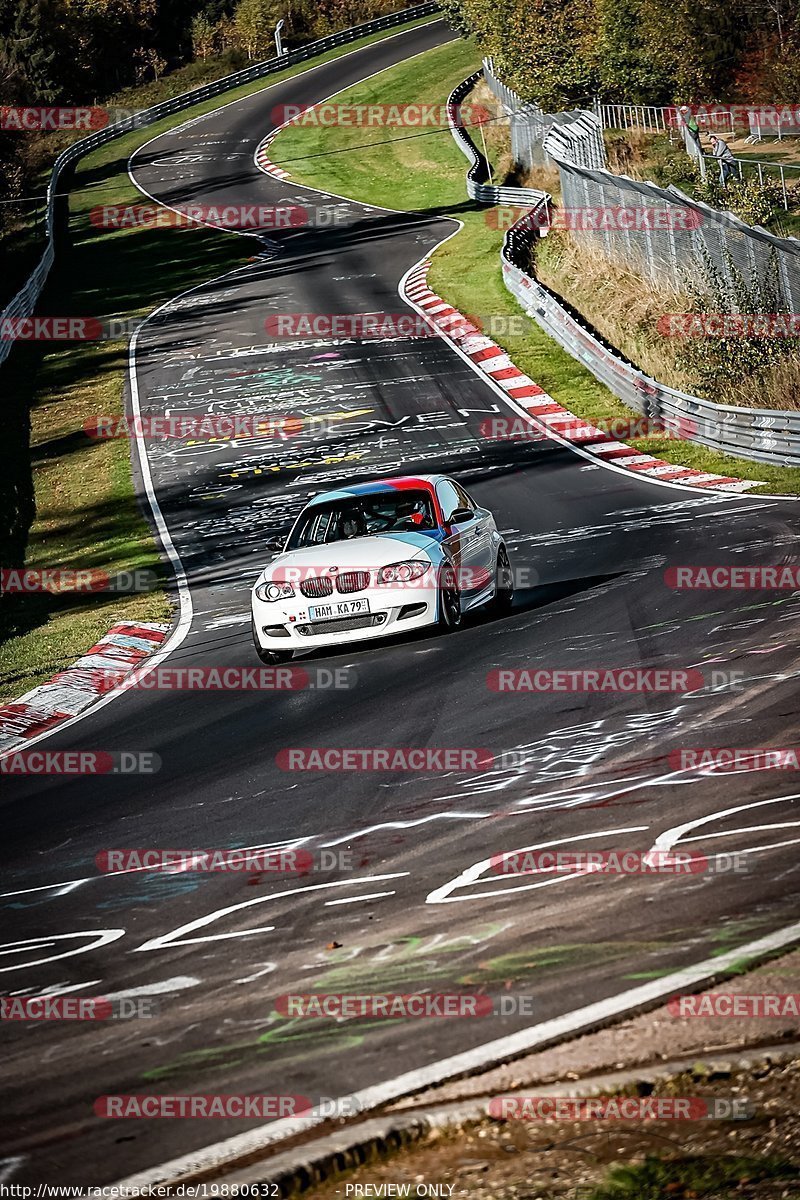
(287, 490, 437, 549)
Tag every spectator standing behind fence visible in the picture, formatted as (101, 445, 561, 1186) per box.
(680, 105, 701, 151)
(709, 133, 738, 185)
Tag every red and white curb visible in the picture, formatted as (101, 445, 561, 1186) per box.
(0, 622, 169, 754)
(403, 260, 762, 494)
(255, 130, 291, 181)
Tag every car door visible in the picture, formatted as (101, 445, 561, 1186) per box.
(436, 478, 485, 596)
(453, 481, 495, 594)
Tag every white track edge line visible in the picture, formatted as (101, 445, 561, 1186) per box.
(114, 918, 800, 1187)
(0, 19, 447, 757)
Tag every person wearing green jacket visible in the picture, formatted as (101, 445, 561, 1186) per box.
(679, 105, 701, 150)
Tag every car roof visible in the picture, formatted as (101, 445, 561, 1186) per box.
(306, 475, 446, 507)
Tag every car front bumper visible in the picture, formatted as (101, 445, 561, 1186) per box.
(251, 583, 439, 652)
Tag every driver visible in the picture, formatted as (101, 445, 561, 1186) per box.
(340, 510, 367, 539)
(392, 497, 433, 529)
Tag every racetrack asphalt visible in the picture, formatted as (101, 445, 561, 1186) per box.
(2, 18, 800, 1186)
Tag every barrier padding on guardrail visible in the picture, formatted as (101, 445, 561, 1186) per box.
(402, 260, 758, 494)
(0, 622, 169, 754)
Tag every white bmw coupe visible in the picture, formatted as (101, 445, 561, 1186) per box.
(250, 475, 514, 663)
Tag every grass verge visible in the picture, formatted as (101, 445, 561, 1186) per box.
(270, 42, 800, 497)
(0, 15, 441, 705)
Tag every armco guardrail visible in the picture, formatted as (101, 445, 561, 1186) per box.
(447, 73, 551, 210)
(449, 71, 800, 468)
(0, 2, 439, 369)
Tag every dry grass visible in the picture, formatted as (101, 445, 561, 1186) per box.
(535, 230, 696, 389)
(516, 161, 560, 196)
(467, 81, 560, 196)
(469, 79, 515, 183)
(535, 228, 800, 410)
(746, 354, 800, 410)
(604, 129, 663, 178)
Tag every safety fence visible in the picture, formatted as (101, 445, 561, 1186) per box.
(482, 57, 604, 172)
(449, 71, 800, 468)
(447, 72, 552, 209)
(0, 1, 439, 369)
(596, 103, 735, 138)
(748, 113, 800, 142)
(500, 209, 800, 467)
(700, 153, 800, 211)
(553, 158, 800, 303)
(480, 60, 800, 305)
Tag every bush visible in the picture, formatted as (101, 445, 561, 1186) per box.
(677, 244, 800, 402)
(695, 173, 783, 227)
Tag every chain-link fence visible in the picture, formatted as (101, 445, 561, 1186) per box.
(483, 57, 602, 171)
(481, 57, 800, 307)
(552, 159, 800, 304)
(700, 153, 800, 209)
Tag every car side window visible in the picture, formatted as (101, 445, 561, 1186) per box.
(436, 480, 461, 522)
(453, 483, 474, 511)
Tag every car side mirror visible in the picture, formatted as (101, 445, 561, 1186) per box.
(265, 537, 284, 553)
(450, 508, 475, 525)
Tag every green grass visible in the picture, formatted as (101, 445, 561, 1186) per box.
(0, 15, 441, 705)
(586, 1153, 799, 1198)
(0, 16, 439, 313)
(271, 42, 800, 496)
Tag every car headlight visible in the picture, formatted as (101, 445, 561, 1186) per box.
(255, 580, 295, 602)
(377, 560, 430, 585)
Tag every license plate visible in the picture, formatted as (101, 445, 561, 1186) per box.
(308, 598, 370, 620)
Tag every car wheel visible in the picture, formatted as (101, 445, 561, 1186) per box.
(437, 565, 462, 632)
(252, 620, 294, 664)
(257, 648, 295, 664)
(491, 545, 514, 616)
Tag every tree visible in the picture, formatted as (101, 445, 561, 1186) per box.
(596, 0, 672, 103)
(190, 11, 217, 60)
(497, 0, 600, 109)
(233, 0, 281, 60)
(638, 0, 751, 102)
(0, 0, 60, 102)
